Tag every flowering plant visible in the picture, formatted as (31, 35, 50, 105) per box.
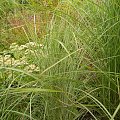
(0, 42, 44, 73)
(0, 42, 45, 88)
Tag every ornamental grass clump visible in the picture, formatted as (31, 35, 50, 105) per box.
(0, 0, 120, 120)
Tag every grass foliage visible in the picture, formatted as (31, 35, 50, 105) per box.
(0, 0, 120, 119)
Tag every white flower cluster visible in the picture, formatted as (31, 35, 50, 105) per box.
(0, 55, 28, 66)
(10, 42, 43, 55)
(0, 42, 44, 73)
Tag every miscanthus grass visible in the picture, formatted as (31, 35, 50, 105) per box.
(0, 0, 120, 120)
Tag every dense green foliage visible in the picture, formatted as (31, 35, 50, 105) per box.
(0, 0, 120, 120)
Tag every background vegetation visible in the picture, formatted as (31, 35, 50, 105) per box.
(0, 0, 120, 119)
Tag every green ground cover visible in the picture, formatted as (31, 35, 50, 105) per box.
(0, 0, 120, 119)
